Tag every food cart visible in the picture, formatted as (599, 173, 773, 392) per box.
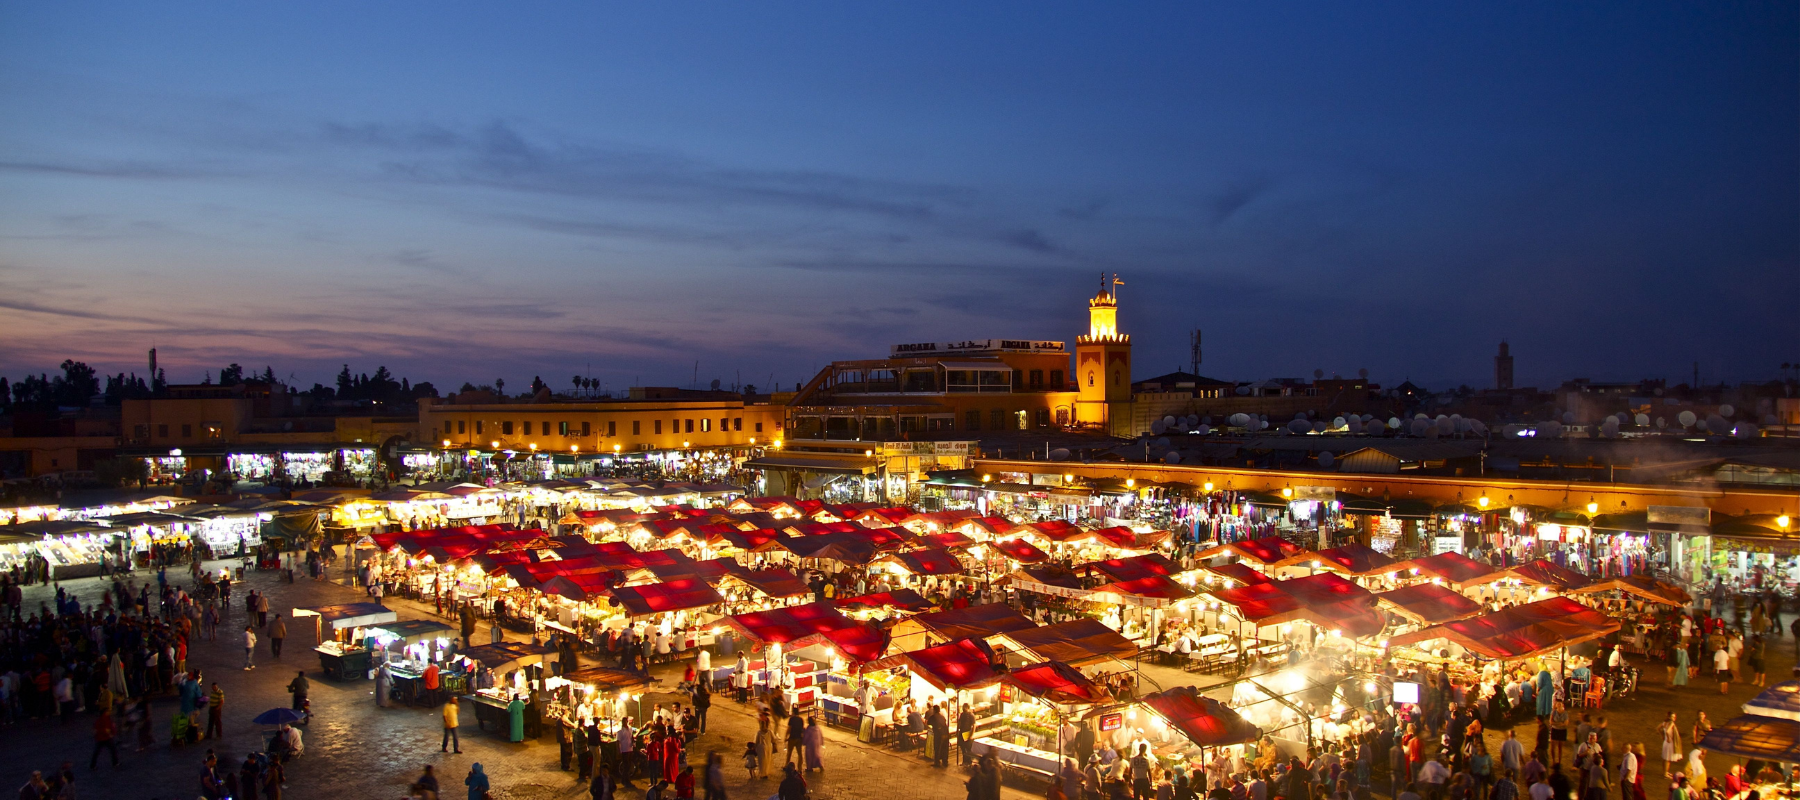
(545, 666, 660, 766)
(459, 641, 557, 739)
(295, 602, 398, 680)
(364, 619, 460, 703)
(970, 661, 1111, 779)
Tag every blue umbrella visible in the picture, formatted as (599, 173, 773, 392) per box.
(252, 708, 305, 726)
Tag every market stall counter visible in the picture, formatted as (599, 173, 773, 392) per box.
(295, 602, 398, 680)
(366, 619, 460, 704)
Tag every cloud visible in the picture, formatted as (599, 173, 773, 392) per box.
(1210, 174, 1275, 225)
(0, 160, 217, 180)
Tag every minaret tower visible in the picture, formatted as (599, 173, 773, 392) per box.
(1075, 273, 1132, 434)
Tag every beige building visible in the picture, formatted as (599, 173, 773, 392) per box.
(417, 394, 786, 455)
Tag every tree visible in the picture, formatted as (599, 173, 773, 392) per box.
(530, 376, 547, 395)
(261, 366, 277, 383)
(336, 365, 354, 397)
(219, 363, 245, 385)
(494, 378, 505, 396)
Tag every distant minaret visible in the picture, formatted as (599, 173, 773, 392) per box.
(148, 348, 158, 379)
(1494, 341, 1514, 390)
(1076, 274, 1132, 434)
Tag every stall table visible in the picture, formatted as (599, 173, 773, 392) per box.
(463, 692, 541, 739)
(315, 641, 372, 681)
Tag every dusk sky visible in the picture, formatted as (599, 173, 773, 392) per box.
(2, 3, 1795, 393)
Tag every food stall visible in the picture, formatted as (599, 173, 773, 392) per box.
(864, 637, 1008, 760)
(545, 666, 659, 764)
(970, 661, 1111, 778)
(1104, 685, 1262, 774)
(887, 603, 1036, 654)
(365, 619, 460, 703)
(0, 520, 120, 578)
(295, 602, 399, 680)
(459, 641, 558, 739)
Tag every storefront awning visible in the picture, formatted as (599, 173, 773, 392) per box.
(364, 619, 456, 646)
(460, 641, 556, 673)
(561, 667, 656, 693)
(292, 602, 397, 631)
(1743, 680, 1800, 723)
(1568, 574, 1691, 606)
(1500, 558, 1593, 591)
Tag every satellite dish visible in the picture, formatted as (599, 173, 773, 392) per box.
(1656, 417, 1667, 429)
(1164, 451, 1182, 464)
(1736, 423, 1758, 439)
(1358, 368, 1369, 379)
(1436, 417, 1453, 435)
(1562, 412, 1575, 424)
(1634, 413, 1649, 426)
(1312, 420, 1327, 433)
(1600, 418, 1620, 438)
(1196, 424, 1211, 436)
(1540, 421, 1562, 438)
(1706, 415, 1731, 435)
(1332, 416, 1347, 429)
(1049, 448, 1070, 461)
(1201, 416, 1212, 425)
(1154, 437, 1171, 449)
(1720, 404, 1736, 417)
(1185, 414, 1199, 427)
(1288, 419, 1311, 434)
(1229, 413, 1247, 427)
(1346, 418, 1363, 434)
(1150, 420, 1167, 435)
(710, 379, 720, 390)
(1387, 417, 1402, 429)
(1235, 385, 1250, 396)
(1163, 415, 1176, 426)
(1764, 414, 1778, 426)
(1469, 419, 1488, 436)
(1318, 451, 1335, 469)
(1295, 412, 1309, 421)
(1314, 369, 1324, 379)
(1678, 410, 1697, 427)
(1410, 419, 1431, 437)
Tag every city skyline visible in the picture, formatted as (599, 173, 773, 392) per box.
(2, 3, 1795, 391)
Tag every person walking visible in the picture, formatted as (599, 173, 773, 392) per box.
(256, 593, 269, 628)
(802, 715, 824, 773)
(784, 709, 805, 767)
(442, 697, 462, 753)
(464, 763, 488, 800)
(287, 671, 308, 718)
(243, 626, 258, 670)
(1657, 714, 1681, 779)
(206, 682, 224, 740)
(692, 680, 711, 734)
(269, 615, 287, 659)
(89, 708, 120, 768)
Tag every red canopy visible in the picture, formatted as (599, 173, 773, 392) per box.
(608, 578, 724, 616)
(1278, 544, 1398, 576)
(885, 548, 965, 576)
(1277, 573, 1373, 607)
(1502, 558, 1593, 591)
(902, 603, 1036, 641)
(1303, 599, 1388, 639)
(1138, 686, 1260, 747)
(709, 527, 789, 552)
(1015, 520, 1085, 543)
(835, 589, 932, 612)
(1376, 583, 1485, 625)
(852, 507, 914, 527)
(867, 638, 1002, 691)
(726, 601, 849, 645)
(995, 619, 1139, 666)
(990, 538, 1050, 564)
(1389, 596, 1619, 660)
(1197, 535, 1303, 565)
(1086, 526, 1140, 548)
(776, 532, 879, 564)
(1005, 661, 1111, 705)
(1201, 562, 1273, 586)
(732, 568, 812, 599)
(813, 620, 891, 664)
(1083, 553, 1181, 583)
(1091, 575, 1194, 607)
(1207, 582, 1308, 626)
(963, 516, 1020, 536)
(647, 557, 742, 584)
(539, 572, 616, 602)
(1401, 552, 1497, 587)
(919, 531, 978, 550)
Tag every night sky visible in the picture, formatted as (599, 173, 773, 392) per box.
(2, 3, 1795, 393)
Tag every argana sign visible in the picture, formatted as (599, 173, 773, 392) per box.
(890, 339, 1065, 357)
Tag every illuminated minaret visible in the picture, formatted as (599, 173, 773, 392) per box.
(1075, 273, 1132, 433)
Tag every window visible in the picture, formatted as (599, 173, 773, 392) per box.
(457, 421, 466, 434)
(158, 424, 169, 438)
(1036, 409, 1050, 427)
(1016, 410, 1029, 430)
(1087, 371, 1095, 387)
(133, 424, 149, 440)
(633, 420, 641, 435)
(559, 421, 570, 436)
(444, 421, 452, 434)
(181, 424, 192, 438)
(203, 422, 223, 440)
(754, 422, 763, 433)
(503, 421, 514, 435)
(927, 417, 953, 431)
(685, 419, 694, 433)
(965, 410, 981, 430)
(475, 421, 484, 435)
(701, 419, 712, 432)
(989, 409, 1005, 430)
(720, 417, 728, 432)
(1029, 370, 1043, 389)
(1050, 370, 1062, 389)
(1114, 370, 1121, 386)
(733, 418, 742, 431)
(654, 420, 662, 435)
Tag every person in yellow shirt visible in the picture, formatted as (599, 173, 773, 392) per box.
(442, 697, 462, 753)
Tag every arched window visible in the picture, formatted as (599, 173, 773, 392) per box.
(1113, 370, 1120, 386)
(1087, 371, 1095, 387)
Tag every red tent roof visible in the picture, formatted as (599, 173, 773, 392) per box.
(1139, 686, 1260, 747)
(1197, 535, 1303, 565)
(1401, 552, 1497, 586)
(835, 589, 933, 612)
(1092, 575, 1194, 606)
(868, 638, 1002, 691)
(813, 620, 891, 663)
(1208, 582, 1306, 625)
(1200, 562, 1273, 586)
(991, 538, 1049, 564)
(885, 548, 965, 576)
(607, 578, 723, 616)
(1086, 526, 1140, 548)
(1502, 558, 1593, 591)
(906, 603, 1036, 641)
(648, 557, 743, 584)
(776, 532, 879, 564)
(852, 507, 914, 527)
(1279, 544, 1398, 576)
(996, 619, 1139, 665)
(1389, 596, 1619, 660)
(1005, 661, 1111, 705)
(538, 572, 616, 602)
(1083, 553, 1181, 583)
(724, 602, 892, 663)
(919, 530, 978, 550)
(1303, 599, 1388, 639)
(1277, 573, 1373, 606)
(1376, 583, 1485, 625)
(785, 521, 864, 537)
(1015, 519, 1085, 543)
(964, 516, 1020, 536)
(732, 568, 812, 599)
(709, 527, 789, 552)
(571, 509, 650, 526)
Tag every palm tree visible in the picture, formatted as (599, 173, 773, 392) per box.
(572, 375, 582, 396)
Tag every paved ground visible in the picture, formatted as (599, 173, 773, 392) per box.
(2, 563, 1791, 800)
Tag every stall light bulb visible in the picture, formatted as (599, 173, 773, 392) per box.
(1364, 682, 1378, 693)
(1585, 502, 1599, 514)
(1780, 516, 1791, 528)
(1281, 487, 1293, 498)
(1203, 482, 1214, 491)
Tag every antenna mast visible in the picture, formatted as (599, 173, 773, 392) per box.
(1189, 329, 1202, 375)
